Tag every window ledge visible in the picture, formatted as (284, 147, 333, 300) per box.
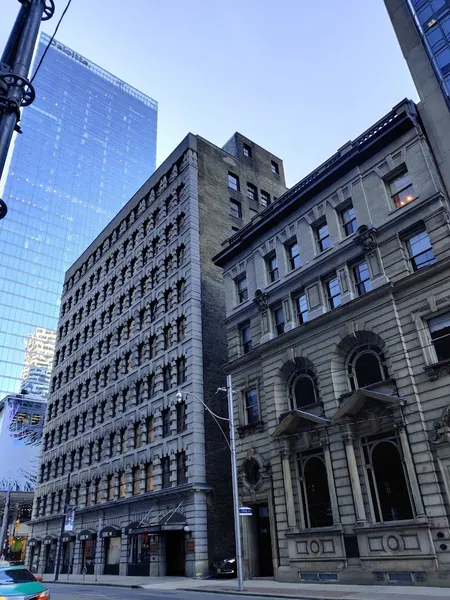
(424, 358, 450, 381)
(238, 420, 264, 438)
(314, 247, 333, 259)
(388, 195, 419, 215)
(286, 524, 343, 537)
(354, 518, 429, 532)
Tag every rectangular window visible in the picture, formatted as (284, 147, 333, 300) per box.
(326, 276, 341, 309)
(228, 172, 240, 191)
(176, 452, 187, 485)
(132, 466, 141, 495)
(236, 275, 248, 303)
(107, 475, 114, 501)
(245, 389, 259, 423)
(230, 199, 242, 219)
(177, 317, 187, 341)
(145, 463, 154, 492)
(266, 253, 279, 283)
(243, 143, 252, 158)
(353, 261, 372, 296)
(389, 171, 416, 208)
(286, 240, 301, 270)
(247, 183, 258, 201)
(146, 416, 155, 444)
(273, 306, 285, 335)
(407, 230, 435, 271)
(163, 325, 172, 350)
(120, 428, 127, 454)
(295, 293, 309, 324)
(428, 312, 450, 362)
(177, 356, 187, 385)
(316, 222, 331, 252)
(241, 323, 252, 354)
(271, 160, 280, 175)
(260, 190, 270, 207)
(177, 402, 187, 433)
(134, 422, 141, 449)
(162, 408, 171, 438)
(341, 204, 358, 236)
(161, 457, 171, 489)
(163, 364, 172, 391)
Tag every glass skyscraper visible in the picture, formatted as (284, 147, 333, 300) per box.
(405, 0, 450, 97)
(0, 33, 157, 398)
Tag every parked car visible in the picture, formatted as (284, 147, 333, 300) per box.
(0, 563, 50, 598)
(212, 557, 237, 577)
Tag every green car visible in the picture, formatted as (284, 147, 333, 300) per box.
(0, 564, 50, 599)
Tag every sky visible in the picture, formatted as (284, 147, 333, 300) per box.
(0, 0, 418, 188)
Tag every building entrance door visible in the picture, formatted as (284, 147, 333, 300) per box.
(255, 504, 273, 577)
(165, 531, 185, 576)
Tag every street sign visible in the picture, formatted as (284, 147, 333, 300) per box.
(239, 507, 252, 516)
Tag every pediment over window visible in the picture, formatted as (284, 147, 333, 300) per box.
(331, 388, 405, 424)
(272, 409, 331, 437)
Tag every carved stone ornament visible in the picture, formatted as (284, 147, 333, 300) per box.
(355, 225, 378, 254)
(169, 164, 178, 183)
(424, 359, 450, 382)
(238, 449, 271, 493)
(253, 289, 269, 313)
(430, 405, 450, 445)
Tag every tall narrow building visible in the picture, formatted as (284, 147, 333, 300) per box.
(0, 33, 158, 400)
(384, 0, 450, 193)
(28, 133, 286, 577)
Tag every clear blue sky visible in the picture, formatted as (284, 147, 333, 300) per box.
(0, 0, 417, 187)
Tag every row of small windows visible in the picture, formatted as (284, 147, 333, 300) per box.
(235, 227, 435, 313)
(59, 240, 186, 340)
(63, 179, 185, 301)
(35, 452, 187, 518)
(48, 355, 187, 425)
(56, 275, 186, 366)
(42, 406, 187, 475)
(228, 172, 277, 211)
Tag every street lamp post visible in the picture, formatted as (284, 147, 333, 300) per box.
(176, 374, 244, 593)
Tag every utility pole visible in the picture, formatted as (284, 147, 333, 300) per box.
(0, 0, 55, 205)
(226, 374, 244, 592)
(0, 490, 11, 558)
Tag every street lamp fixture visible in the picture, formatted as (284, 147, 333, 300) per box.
(176, 376, 244, 592)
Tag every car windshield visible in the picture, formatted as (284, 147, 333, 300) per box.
(0, 568, 36, 584)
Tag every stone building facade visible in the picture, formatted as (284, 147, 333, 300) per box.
(213, 99, 450, 586)
(27, 133, 286, 578)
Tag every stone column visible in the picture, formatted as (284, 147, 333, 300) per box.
(397, 422, 427, 519)
(323, 442, 340, 525)
(343, 433, 367, 524)
(280, 444, 297, 530)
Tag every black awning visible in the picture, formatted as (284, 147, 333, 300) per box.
(159, 511, 186, 531)
(78, 529, 96, 541)
(28, 537, 41, 547)
(100, 525, 121, 538)
(62, 532, 76, 543)
(43, 534, 57, 545)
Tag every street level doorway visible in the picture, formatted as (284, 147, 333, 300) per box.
(165, 531, 185, 576)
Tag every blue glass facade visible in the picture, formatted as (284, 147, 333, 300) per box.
(0, 33, 157, 398)
(407, 0, 450, 95)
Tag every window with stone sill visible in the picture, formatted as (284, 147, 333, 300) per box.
(145, 463, 155, 492)
(389, 170, 416, 209)
(132, 466, 141, 495)
(162, 407, 171, 438)
(297, 452, 333, 528)
(272, 305, 285, 336)
(176, 451, 188, 485)
(406, 230, 435, 271)
(177, 316, 187, 342)
(236, 274, 248, 304)
(163, 364, 172, 391)
(361, 433, 413, 522)
(163, 325, 172, 350)
(177, 401, 187, 433)
(325, 276, 341, 309)
(177, 356, 187, 385)
(244, 388, 260, 424)
(240, 323, 252, 354)
(353, 260, 372, 297)
(347, 345, 388, 391)
(230, 199, 242, 219)
(260, 190, 271, 207)
(271, 160, 280, 175)
(247, 182, 258, 202)
(243, 143, 252, 158)
(289, 369, 318, 410)
(161, 456, 171, 489)
(119, 471, 126, 498)
(146, 416, 155, 443)
(315, 221, 331, 253)
(228, 172, 240, 192)
(134, 421, 142, 449)
(120, 428, 127, 453)
(286, 240, 301, 271)
(107, 475, 114, 501)
(266, 253, 279, 283)
(428, 311, 450, 362)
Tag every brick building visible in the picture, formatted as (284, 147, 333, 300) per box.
(213, 99, 450, 586)
(27, 133, 286, 577)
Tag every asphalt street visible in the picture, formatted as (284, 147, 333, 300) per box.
(46, 583, 288, 600)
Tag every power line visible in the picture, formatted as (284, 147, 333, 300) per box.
(30, 0, 73, 84)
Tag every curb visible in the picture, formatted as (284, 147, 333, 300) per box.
(45, 580, 142, 589)
(178, 588, 350, 600)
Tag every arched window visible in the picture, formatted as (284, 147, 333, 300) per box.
(299, 455, 333, 528)
(363, 437, 413, 522)
(288, 370, 318, 409)
(347, 346, 387, 390)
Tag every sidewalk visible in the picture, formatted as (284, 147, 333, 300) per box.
(45, 573, 450, 600)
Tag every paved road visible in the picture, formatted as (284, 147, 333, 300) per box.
(46, 583, 287, 600)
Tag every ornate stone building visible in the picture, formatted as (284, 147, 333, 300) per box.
(27, 133, 286, 577)
(214, 99, 450, 586)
